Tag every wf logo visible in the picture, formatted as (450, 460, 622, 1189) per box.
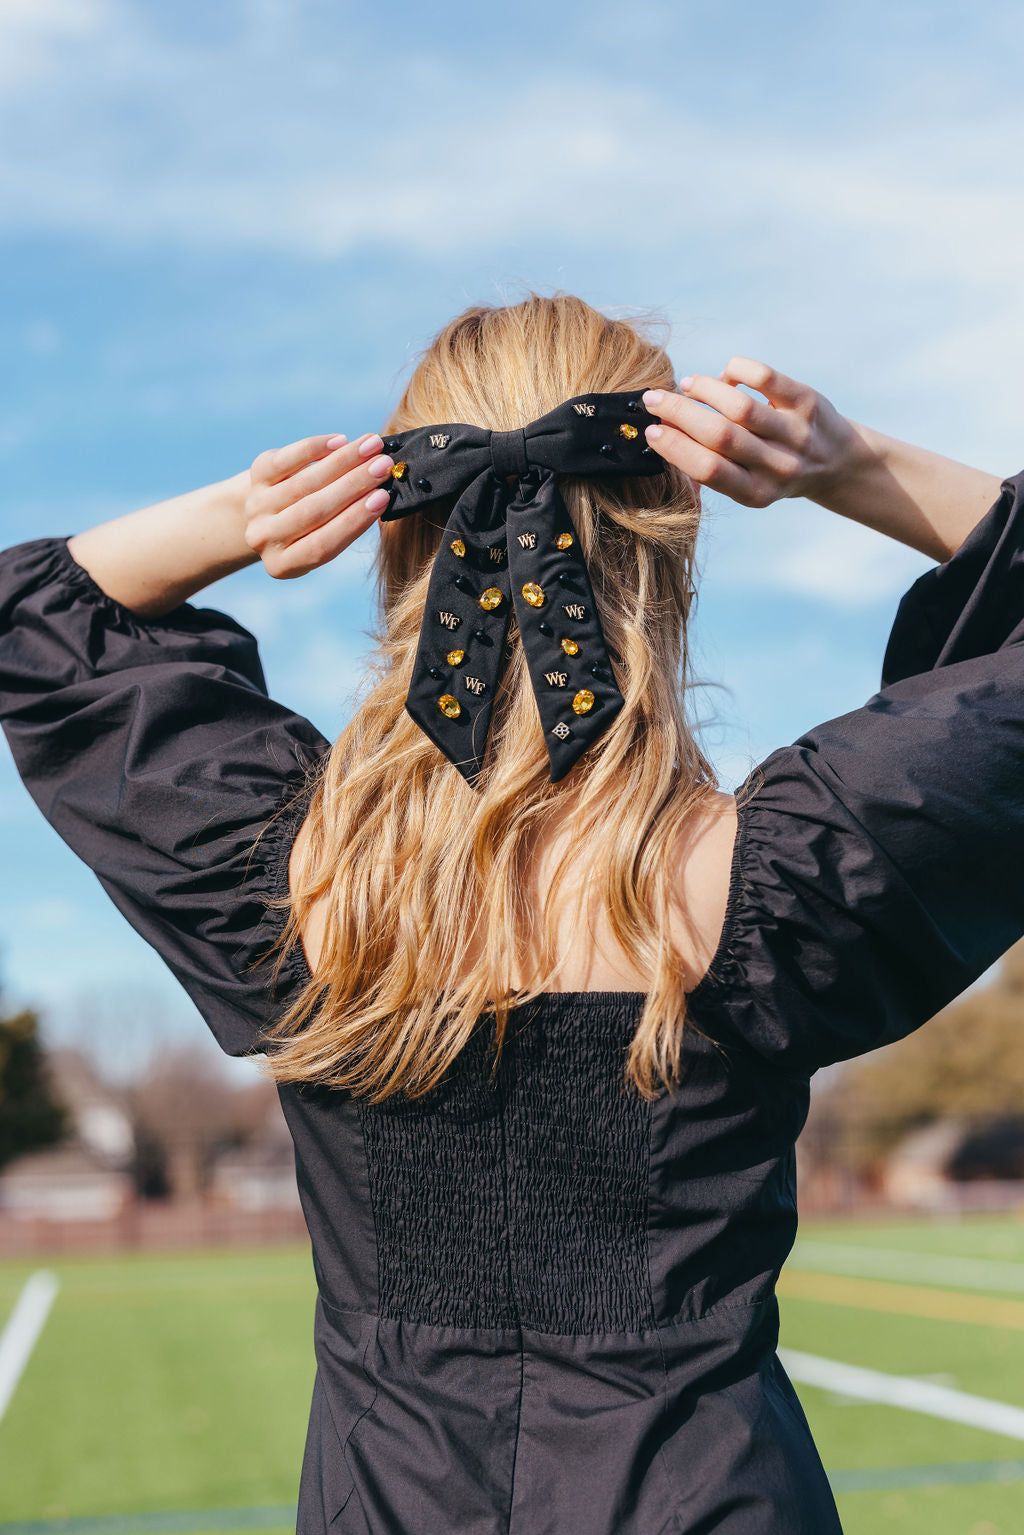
(544, 671, 568, 687)
(438, 611, 461, 630)
(517, 532, 537, 549)
(488, 545, 506, 563)
(562, 603, 586, 621)
(429, 434, 451, 449)
(463, 676, 486, 695)
(571, 403, 595, 417)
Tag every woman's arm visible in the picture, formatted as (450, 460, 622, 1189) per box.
(642, 360, 1004, 563)
(65, 432, 396, 618)
(66, 471, 258, 619)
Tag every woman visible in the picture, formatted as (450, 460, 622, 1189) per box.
(0, 294, 1018, 1534)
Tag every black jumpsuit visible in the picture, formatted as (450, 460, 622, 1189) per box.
(2, 470, 1024, 1534)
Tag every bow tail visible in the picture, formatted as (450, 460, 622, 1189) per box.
(404, 472, 513, 787)
(506, 471, 626, 782)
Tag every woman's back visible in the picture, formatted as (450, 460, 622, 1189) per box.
(289, 788, 739, 995)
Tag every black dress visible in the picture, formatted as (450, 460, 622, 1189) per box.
(2, 471, 1024, 1535)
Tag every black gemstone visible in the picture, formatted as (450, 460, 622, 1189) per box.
(557, 571, 573, 585)
(429, 666, 446, 681)
(590, 663, 606, 678)
(416, 477, 431, 492)
(454, 575, 473, 592)
(383, 438, 401, 452)
(473, 628, 490, 643)
(626, 399, 641, 412)
(599, 442, 615, 457)
(538, 621, 553, 636)
(641, 446, 655, 458)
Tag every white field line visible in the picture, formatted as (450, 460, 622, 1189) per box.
(0, 1270, 59, 1424)
(780, 1347, 1024, 1441)
(792, 1241, 1024, 1294)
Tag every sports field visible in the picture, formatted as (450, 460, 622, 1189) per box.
(3, 1216, 1024, 1534)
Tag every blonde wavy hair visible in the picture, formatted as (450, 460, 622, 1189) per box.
(260, 294, 719, 1102)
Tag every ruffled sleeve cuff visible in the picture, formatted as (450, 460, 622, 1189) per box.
(0, 535, 268, 703)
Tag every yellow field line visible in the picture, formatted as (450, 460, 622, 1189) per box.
(781, 1268, 1024, 1329)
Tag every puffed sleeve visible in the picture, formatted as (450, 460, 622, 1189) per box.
(699, 470, 1024, 1075)
(0, 536, 330, 1055)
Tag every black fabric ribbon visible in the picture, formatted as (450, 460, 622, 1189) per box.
(379, 392, 665, 786)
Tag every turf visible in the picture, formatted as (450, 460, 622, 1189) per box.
(0, 1249, 316, 1523)
(2, 1216, 1024, 1532)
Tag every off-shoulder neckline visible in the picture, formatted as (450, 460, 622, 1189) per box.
(264, 764, 757, 1014)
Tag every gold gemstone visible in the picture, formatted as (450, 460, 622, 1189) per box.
(438, 694, 461, 718)
(561, 638, 579, 657)
(521, 582, 545, 608)
(478, 587, 504, 611)
(618, 423, 639, 440)
(450, 537, 466, 557)
(555, 531, 574, 550)
(572, 689, 595, 715)
(391, 460, 407, 480)
(446, 648, 465, 665)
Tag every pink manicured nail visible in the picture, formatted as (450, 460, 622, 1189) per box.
(365, 488, 390, 514)
(326, 434, 348, 450)
(642, 389, 663, 408)
(645, 423, 664, 441)
(358, 434, 384, 457)
(680, 376, 695, 391)
(367, 454, 394, 478)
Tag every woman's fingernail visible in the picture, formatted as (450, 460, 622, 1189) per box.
(365, 488, 391, 514)
(358, 434, 384, 457)
(680, 376, 695, 391)
(642, 389, 663, 408)
(326, 434, 348, 450)
(367, 454, 394, 478)
(645, 423, 664, 441)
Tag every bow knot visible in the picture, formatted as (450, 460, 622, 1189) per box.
(489, 427, 530, 481)
(379, 393, 664, 787)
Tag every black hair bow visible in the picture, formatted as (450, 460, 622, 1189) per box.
(379, 392, 665, 787)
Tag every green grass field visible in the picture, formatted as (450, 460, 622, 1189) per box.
(4, 1215, 1024, 1533)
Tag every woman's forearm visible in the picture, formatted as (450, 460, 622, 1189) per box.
(65, 470, 259, 618)
(805, 421, 1005, 564)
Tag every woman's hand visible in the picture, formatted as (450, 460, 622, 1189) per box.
(643, 358, 1005, 561)
(642, 359, 864, 509)
(244, 432, 395, 578)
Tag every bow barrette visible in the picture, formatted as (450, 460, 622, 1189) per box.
(379, 392, 666, 787)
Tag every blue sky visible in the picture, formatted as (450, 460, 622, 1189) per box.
(1, 0, 1021, 1072)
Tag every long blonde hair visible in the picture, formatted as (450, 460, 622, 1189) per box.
(259, 294, 718, 1102)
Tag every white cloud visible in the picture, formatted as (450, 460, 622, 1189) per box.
(18, 895, 79, 930)
(1, 0, 1019, 617)
(701, 493, 933, 607)
(261, 624, 378, 731)
(214, 531, 379, 641)
(0, 0, 112, 87)
(0, 0, 1021, 287)
(22, 318, 61, 355)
